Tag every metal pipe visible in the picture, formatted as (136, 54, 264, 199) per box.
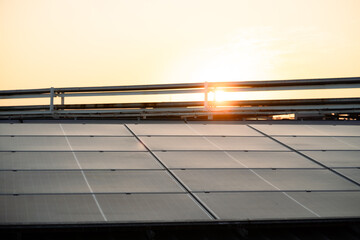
(1, 77, 359, 96)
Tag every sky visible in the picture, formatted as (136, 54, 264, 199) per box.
(1, 0, 360, 104)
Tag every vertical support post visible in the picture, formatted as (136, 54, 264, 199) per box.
(204, 81, 208, 109)
(50, 87, 54, 114)
(61, 92, 65, 105)
(204, 82, 213, 120)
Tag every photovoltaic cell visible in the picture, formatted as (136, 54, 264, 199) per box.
(0, 137, 71, 151)
(67, 137, 146, 151)
(0, 124, 63, 136)
(0, 171, 90, 194)
(128, 123, 262, 136)
(287, 191, 360, 217)
(95, 193, 211, 222)
(300, 151, 360, 168)
(140, 137, 215, 150)
(250, 124, 326, 136)
(155, 151, 321, 169)
(60, 124, 132, 136)
(154, 151, 245, 169)
(274, 137, 360, 150)
(334, 169, 360, 184)
(207, 137, 288, 151)
(187, 124, 262, 136)
(141, 136, 287, 151)
(172, 170, 276, 191)
(307, 125, 360, 136)
(75, 152, 163, 170)
(253, 169, 360, 191)
(0, 194, 105, 224)
(0, 152, 79, 170)
(196, 192, 317, 220)
(251, 124, 360, 136)
(84, 170, 185, 193)
(226, 151, 322, 168)
(127, 124, 196, 136)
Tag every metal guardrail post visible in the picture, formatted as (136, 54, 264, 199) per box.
(204, 82, 214, 120)
(204, 81, 208, 109)
(50, 87, 54, 114)
(61, 92, 65, 105)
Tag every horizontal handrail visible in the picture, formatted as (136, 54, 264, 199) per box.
(1, 77, 360, 96)
(1, 77, 360, 120)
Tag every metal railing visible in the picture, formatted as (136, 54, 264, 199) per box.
(1, 77, 360, 120)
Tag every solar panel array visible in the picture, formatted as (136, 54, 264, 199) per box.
(0, 123, 359, 225)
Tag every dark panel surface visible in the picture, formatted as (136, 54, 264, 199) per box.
(96, 193, 211, 222)
(0, 194, 104, 224)
(0, 137, 70, 151)
(127, 124, 196, 136)
(85, 170, 184, 193)
(288, 191, 360, 217)
(251, 124, 360, 136)
(274, 137, 360, 150)
(140, 137, 215, 150)
(301, 151, 360, 168)
(61, 124, 132, 136)
(335, 169, 360, 184)
(0, 124, 63, 136)
(208, 137, 288, 151)
(172, 170, 276, 191)
(226, 151, 321, 168)
(0, 152, 78, 170)
(196, 192, 317, 220)
(0, 171, 90, 194)
(250, 124, 323, 136)
(254, 169, 360, 191)
(67, 137, 146, 151)
(141, 137, 287, 151)
(75, 152, 163, 169)
(154, 151, 243, 169)
(187, 124, 262, 136)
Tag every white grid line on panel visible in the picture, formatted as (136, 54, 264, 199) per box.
(185, 124, 321, 218)
(59, 124, 108, 221)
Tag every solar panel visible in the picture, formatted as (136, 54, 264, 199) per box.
(0, 194, 105, 224)
(84, 170, 185, 193)
(155, 151, 322, 169)
(0, 152, 79, 170)
(286, 191, 360, 217)
(75, 152, 163, 170)
(0, 171, 90, 194)
(186, 124, 262, 136)
(172, 170, 277, 191)
(95, 193, 212, 222)
(154, 151, 246, 169)
(0, 122, 359, 226)
(249, 124, 325, 136)
(274, 136, 360, 150)
(225, 151, 322, 168)
(60, 124, 133, 136)
(252, 169, 360, 191)
(66, 137, 147, 151)
(300, 151, 360, 168)
(250, 124, 360, 136)
(334, 169, 360, 184)
(196, 192, 317, 220)
(0, 136, 71, 151)
(141, 136, 287, 151)
(0, 124, 63, 136)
